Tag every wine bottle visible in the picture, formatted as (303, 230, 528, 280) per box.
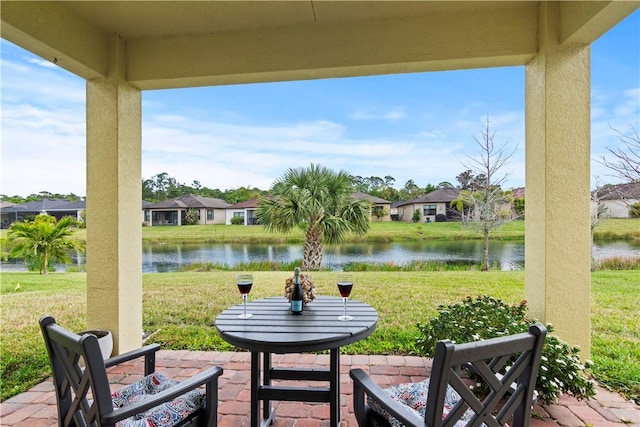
(290, 267, 303, 315)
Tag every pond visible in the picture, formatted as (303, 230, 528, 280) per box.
(140, 240, 640, 272)
(4, 240, 638, 273)
(142, 240, 529, 272)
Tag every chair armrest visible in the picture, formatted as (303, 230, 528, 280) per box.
(101, 365, 223, 424)
(104, 343, 160, 374)
(350, 369, 423, 427)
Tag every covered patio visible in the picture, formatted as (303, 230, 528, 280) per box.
(1, 0, 638, 370)
(1, 350, 638, 426)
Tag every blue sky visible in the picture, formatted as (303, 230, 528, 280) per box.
(1, 10, 638, 197)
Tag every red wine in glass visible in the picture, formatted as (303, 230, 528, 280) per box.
(338, 282, 353, 298)
(237, 274, 253, 319)
(337, 274, 354, 321)
(237, 281, 253, 295)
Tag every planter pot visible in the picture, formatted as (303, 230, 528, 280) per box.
(79, 329, 113, 359)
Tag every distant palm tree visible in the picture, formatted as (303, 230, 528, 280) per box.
(8, 215, 84, 274)
(257, 164, 370, 270)
(450, 190, 473, 224)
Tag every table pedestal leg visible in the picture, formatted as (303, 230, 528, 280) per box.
(330, 348, 341, 427)
(252, 349, 341, 426)
(251, 352, 259, 427)
(263, 352, 274, 423)
(251, 352, 276, 427)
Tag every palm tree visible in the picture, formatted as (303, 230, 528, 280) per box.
(450, 189, 473, 224)
(8, 214, 84, 274)
(257, 164, 370, 271)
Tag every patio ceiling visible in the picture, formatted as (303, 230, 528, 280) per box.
(2, 1, 636, 89)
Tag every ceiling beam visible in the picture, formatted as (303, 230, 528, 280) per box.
(0, 1, 108, 80)
(127, 4, 538, 90)
(559, 0, 639, 45)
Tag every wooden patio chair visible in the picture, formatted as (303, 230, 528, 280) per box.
(350, 323, 546, 427)
(39, 315, 223, 427)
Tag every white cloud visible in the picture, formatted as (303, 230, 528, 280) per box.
(2, 18, 637, 197)
(27, 57, 58, 68)
(350, 107, 406, 121)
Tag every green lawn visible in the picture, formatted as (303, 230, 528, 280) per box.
(1, 218, 638, 401)
(135, 217, 639, 242)
(1, 270, 638, 402)
(2, 218, 638, 246)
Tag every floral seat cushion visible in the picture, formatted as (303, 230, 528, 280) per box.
(111, 372, 205, 427)
(367, 378, 488, 427)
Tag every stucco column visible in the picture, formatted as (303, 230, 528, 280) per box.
(525, 4, 591, 357)
(86, 35, 142, 354)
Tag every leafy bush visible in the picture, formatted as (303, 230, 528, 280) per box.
(412, 209, 421, 223)
(630, 201, 640, 218)
(372, 206, 386, 219)
(415, 295, 596, 404)
(230, 216, 244, 225)
(183, 208, 200, 225)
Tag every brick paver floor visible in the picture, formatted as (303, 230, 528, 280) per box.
(1, 351, 638, 426)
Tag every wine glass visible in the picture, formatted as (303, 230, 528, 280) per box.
(336, 274, 354, 321)
(237, 274, 253, 319)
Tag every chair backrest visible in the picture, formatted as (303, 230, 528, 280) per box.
(39, 316, 114, 427)
(424, 323, 547, 427)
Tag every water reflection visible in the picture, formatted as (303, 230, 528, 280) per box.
(138, 240, 638, 273)
(2, 240, 638, 273)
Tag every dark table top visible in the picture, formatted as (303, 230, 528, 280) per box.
(215, 296, 378, 353)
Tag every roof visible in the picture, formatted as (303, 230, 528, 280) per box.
(227, 198, 260, 209)
(593, 182, 640, 201)
(1, 199, 86, 213)
(396, 187, 460, 207)
(0, 201, 16, 209)
(512, 187, 525, 199)
(144, 195, 230, 210)
(352, 192, 391, 204)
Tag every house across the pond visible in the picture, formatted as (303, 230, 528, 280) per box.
(1, 199, 86, 228)
(223, 193, 394, 225)
(351, 192, 392, 222)
(225, 198, 260, 225)
(394, 187, 461, 223)
(142, 194, 230, 226)
(593, 182, 640, 218)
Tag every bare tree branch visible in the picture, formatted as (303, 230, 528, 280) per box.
(460, 116, 517, 271)
(597, 124, 640, 183)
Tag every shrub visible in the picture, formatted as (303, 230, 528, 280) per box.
(415, 295, 596, 405)
(630, 201, 640, 218)
(412, 209, 421, 223)
(372, 206, 386, 220)
(230, 216, 244, 225)
(183, 208, 200, 225)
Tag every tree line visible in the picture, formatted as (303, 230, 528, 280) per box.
(142, 172, 472, 204)
(1, 172, 483, 205)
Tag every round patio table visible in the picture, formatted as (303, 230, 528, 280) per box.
(215, 295, 378, 427)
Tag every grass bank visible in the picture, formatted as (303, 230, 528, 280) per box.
(1, 270, 638, 402)
(16, 217, 633, 245)
(135, 218, 639, 243)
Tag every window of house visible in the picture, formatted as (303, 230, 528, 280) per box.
(423, 204, 437, 216)
(234, 212, 245, 218)
(207, 209, 213, 220)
